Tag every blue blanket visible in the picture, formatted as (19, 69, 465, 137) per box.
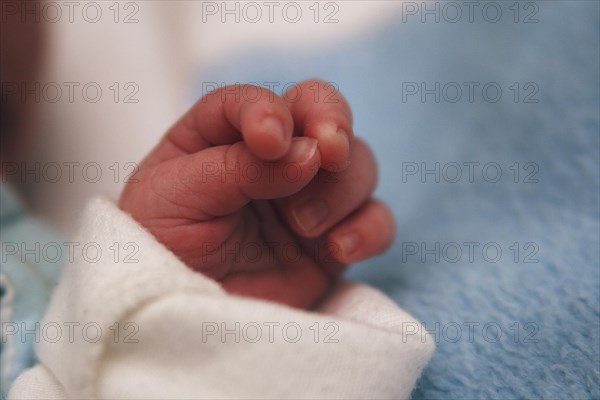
(196, 2, 599, 398)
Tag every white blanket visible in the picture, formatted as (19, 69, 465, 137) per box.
(9, 197, 434, 399)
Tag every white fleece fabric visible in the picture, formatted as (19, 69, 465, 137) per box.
(8, 197, 434, 399)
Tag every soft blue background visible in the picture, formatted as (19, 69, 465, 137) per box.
(194, 2, 599, 398)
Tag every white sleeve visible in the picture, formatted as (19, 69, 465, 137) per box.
(7, 365, 66, 400)
(9, 197, 434, 400)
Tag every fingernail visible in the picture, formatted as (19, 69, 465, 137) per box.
(338, 128, 350, 148)
(287, 137, 318, 162)
(261, 116, 286, 142)
(336, 231, 361, 258)
(292, 198, 328, 234)
(337, 128, 351, 169)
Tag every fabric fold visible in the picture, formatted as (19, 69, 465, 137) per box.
(9, 197, 434, 399)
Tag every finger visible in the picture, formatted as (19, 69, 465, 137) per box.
(199, 200, 303, 277)
(290, 199, 394, 280)
(145, 84, 294, 166)
(162, 201, 299, 281)
(283, 79, 354, 172)
(326, 199, 396, 264)
(279, 138, 377, 238)
(221, 256, 331, 309)
(121, 137, 321, 222)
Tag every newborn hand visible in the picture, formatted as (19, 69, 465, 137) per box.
(119, 80, 394, 308)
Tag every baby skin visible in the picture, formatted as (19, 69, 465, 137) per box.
(119, 80, 395, 309)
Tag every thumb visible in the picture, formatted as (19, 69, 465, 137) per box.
(121, 137, 321, 222)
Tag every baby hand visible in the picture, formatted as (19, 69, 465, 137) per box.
(119, 80, 395, 308)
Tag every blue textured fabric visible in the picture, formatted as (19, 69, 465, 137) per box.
(0, 185, 64, 398)
(195, 2, 599, 399)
